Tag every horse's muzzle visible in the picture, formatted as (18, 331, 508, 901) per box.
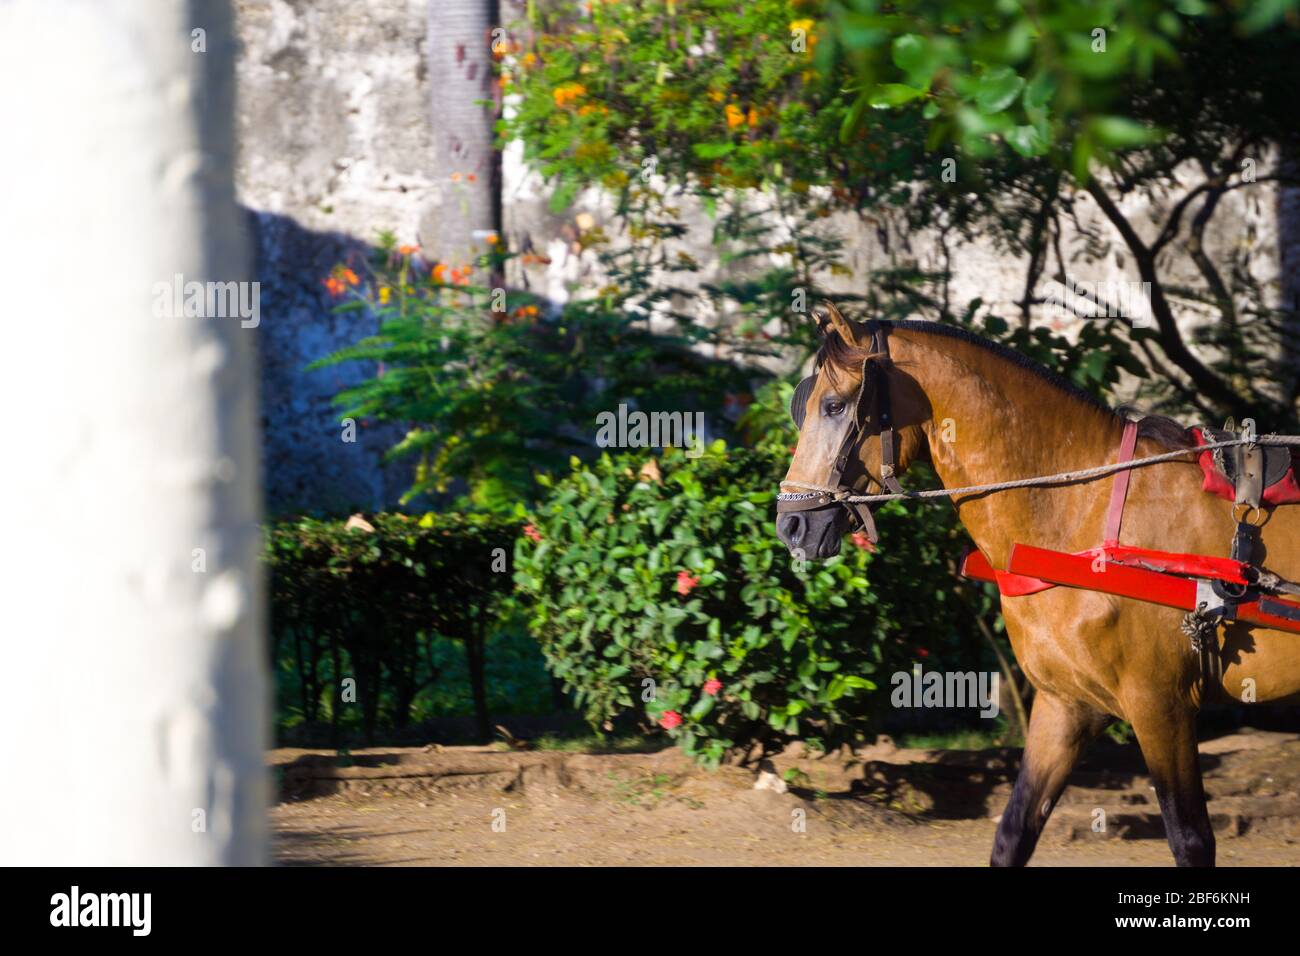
(776, 505, 851, 559)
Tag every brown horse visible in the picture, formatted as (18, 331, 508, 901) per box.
(776, 304, 1300, 867)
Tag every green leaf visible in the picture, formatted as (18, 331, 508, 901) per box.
(548, 178, 579, 214)
(1089, 116, 1161, 149)
(974, 67, 1024, 115)
(869, 84, 927, 109)
(1005, 125, 1045, 157)
(693, 142, 736, 160)
(839, 92, 870, 142)
(1239, 0, 1291, 33)
(1023, 71, 1056, 110)
(891, 34, 939, 88)
(690, 695, 715, 720)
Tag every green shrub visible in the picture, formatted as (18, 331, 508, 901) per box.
(310, 236, 760, 513)
(513, 442, 985, 766)
(264, 512, 518, 743)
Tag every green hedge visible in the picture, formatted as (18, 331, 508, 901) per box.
(264, 512, 519, 743)
(513, 443, 989, 766)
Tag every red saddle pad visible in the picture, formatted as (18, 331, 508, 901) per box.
(1189, 427, 1300, 506)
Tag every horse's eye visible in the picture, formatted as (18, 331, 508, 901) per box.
(825, 400, 846, 416)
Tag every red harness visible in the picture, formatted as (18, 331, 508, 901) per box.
(960, 421, 1300, 635)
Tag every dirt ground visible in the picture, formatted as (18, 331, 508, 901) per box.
(269, 728, 1300, 866)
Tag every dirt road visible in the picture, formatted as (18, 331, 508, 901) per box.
(270, 729, 1300, 866)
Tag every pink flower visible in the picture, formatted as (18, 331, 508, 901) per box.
(851, 532, 874, 551)
(703, 679, 722, 696)
(675, 570, 700, 596)
(659, 710, 683, 730)
(523, 523, 542, 542)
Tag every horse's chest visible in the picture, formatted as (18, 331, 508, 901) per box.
(1001, 591, 1123, 702)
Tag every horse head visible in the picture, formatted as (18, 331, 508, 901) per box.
(775, 303, 931, 559)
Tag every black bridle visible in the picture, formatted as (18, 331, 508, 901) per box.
(776, 322, 904, 546)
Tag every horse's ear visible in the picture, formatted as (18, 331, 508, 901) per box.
(814, 301, 861, 345)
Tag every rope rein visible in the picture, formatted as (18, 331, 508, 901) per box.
(779, 435, 1300, 505)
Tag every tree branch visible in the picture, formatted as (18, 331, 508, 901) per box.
(1085, 177, 1244, 414)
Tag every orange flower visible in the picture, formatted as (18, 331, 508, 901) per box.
(553, 82, 587, 108)
(432, 262, 449, 283)
(484, 232, 500, 247)
(339, 267, 360, 287)
(397, 244, 419, 256)
(467, 173, 477, 182)
(324, 276, 345, 298)
(725, 103, 745, 129)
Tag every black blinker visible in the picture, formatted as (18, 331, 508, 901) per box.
(790, 374, 817, 429)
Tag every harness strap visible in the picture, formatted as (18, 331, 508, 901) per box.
(1102, 420, 1139, 549)
(871, 326, 905, 495)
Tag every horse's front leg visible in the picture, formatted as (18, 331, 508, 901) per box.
(1128, 702, 1215, 867)
(990, 692, 1108, 866)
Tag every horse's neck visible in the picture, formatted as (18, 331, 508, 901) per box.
(892, 329, 1126, 568)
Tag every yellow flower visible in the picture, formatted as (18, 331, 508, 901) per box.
(790, 19, 817, 55)
(378, 286, 391, 304)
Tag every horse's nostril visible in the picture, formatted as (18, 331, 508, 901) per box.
(778, 513, 806, 548)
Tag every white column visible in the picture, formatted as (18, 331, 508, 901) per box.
(0, 0, 268, 865)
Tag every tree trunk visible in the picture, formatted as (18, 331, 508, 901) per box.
(1277, 145, 1300, 410)
(329, 633, 343, 750)
(0, 0, 267, 864)
(550, 676, 569, 713)
(427, 0, 502, 281)
(464, 627, 492, 743)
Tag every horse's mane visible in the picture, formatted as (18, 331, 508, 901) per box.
(815, 317, 1193, 449)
